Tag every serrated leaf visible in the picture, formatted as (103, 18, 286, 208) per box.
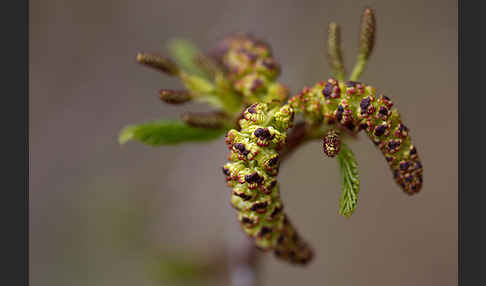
(119, 120, 225, 146)
(168, 38, 210, 79)
(337, 143, 360, 218)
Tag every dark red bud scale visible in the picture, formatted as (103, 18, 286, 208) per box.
(323, 129, 341, 157)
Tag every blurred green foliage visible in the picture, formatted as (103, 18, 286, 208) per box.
(119, 120, 225, 146)
(168, 39, 211, 80)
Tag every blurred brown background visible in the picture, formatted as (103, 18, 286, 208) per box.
(30, 0, 457, 285)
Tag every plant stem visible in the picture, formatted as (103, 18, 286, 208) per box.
(279, 122, 312, 162)
(349, 56, 367, 81)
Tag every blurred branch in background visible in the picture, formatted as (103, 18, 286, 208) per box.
(57, 178, 231, 286)
(149, 251, 226, 286)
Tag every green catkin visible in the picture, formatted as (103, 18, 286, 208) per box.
(211, 34, 289, 105)
(289, 78, 423, 194)
(223, 103, 313, 265)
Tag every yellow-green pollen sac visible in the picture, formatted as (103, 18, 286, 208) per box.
(223, 103, 313, 265)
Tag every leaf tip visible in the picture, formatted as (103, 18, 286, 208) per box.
(118, 125, 136, 145)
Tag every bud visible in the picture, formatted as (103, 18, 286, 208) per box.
(159, 89, 192, 104)
(181, 111, 228, 129)
(327, 22, 345, 80)
(136, 53, 180, 76)
(322, 129, 341, 158)
(358, 8, 376, 60)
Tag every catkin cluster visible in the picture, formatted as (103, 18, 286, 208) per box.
(133, 8, 423, 266)
(222, 78, 423, 265)
(218, 30, 422, 265)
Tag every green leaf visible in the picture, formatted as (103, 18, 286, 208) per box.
(180, 73, 215, 94)
(168, 38, 210, 79)
(150, 254, 208, 285)
(119, 120, 225, 146)
(337, 143, 360, 218)
(167, 39, 243, 116)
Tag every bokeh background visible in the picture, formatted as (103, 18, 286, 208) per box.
(30, 0, 457, 285)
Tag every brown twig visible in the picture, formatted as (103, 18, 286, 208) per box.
(279, 122, 311, 162)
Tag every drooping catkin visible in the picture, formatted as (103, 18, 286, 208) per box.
(223, 103, 313, 265)
(289, 78, 423, 195)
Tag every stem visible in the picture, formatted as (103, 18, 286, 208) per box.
(349, 56, 367, 81)
(279, 122, 312, 161)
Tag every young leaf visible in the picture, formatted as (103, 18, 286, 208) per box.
(168, 38, 211, 79)
(337, 143, 360, 218)
(119, 120, 225, 146)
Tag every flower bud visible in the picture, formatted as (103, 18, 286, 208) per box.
(322, 129, 341, 157)
(136, 53, 180, 76)
(182, 111, 228, 129)
(159, 89, 192, 104)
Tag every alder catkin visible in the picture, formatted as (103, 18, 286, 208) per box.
(223, 103, 313, 265)
(289, 78, 423, 194)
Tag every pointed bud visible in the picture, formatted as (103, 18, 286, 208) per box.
(159, 89, 192, 104)
(322, 129, 341, 158)
(181, 111, 228, 129)
(136, 53, 180, 76)
(327, 22, 345, 80)
(358, 8, 376, 60)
